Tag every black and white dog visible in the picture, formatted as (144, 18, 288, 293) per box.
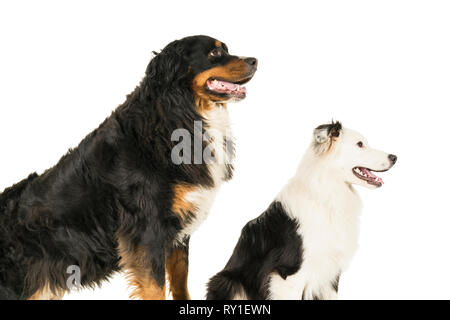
(206, 121, 397, 300)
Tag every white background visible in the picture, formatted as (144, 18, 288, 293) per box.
(0, 0, 449, 300)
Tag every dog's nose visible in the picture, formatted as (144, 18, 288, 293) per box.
(388, 154, 397, 164)
(245, 57, 258, 70)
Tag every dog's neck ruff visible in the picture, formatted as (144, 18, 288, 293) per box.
(176, 105, 233, 242)
(280, 149, 362, 222)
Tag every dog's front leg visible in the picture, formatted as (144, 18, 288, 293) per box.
(117, 235, 166, 300)
(321, 274, 340, 300)
(268, 272, 307, 300)
(166, 237, 190, 300)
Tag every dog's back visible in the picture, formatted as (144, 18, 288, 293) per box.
(0, 172, 39, 230)
(0, 173, 38, 212)
(206, 201, 302, 300)
(0, 123, 123, 299)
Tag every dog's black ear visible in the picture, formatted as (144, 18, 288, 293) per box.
(145, 44, 189, 90)
(142, 41, 197, 117)
(329, 121, 342, 138)
(313, 121, 342, 154)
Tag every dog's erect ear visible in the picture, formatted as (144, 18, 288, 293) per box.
(313, 121, 342, 155)
(314, 121, 342, 143)
(329, 122, 342, 138)
(314, 128, 329, 144)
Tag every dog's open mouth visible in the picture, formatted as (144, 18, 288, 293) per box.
(206, 77, 252, 98)
(353, 167, 385, 187)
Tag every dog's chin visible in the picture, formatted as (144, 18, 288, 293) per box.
(358, 180, 380, 190)
(207, 92, 246, 103)
(204, 76, 253, 103)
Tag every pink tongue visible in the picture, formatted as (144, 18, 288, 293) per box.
(361, 168, 384, 184)
(207, 79, 247, 94)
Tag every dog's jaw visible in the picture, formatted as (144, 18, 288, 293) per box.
(352, 167, 384, 188)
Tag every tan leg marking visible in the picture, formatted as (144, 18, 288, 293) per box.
(118, 238, 166, 300)
(28, 284, 64, 300)
(166, 247, 190, 300)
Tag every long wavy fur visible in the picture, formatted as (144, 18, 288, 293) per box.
(0, 36, 215, 299)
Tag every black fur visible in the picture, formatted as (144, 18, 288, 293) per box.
(315, 120, 342, 138)
(0, 35, 256, 299)
(206, 201, 303, 300)
(332, 274, 341, 293)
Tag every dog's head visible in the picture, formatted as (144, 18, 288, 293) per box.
(313, 121, 397, 189)
(146, 35, 257, 106)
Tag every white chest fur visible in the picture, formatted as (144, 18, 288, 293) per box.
(269, 177, 362, 300)
(176, 106, 233, 242)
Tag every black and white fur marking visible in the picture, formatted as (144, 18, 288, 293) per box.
(207, 121, 397, 300)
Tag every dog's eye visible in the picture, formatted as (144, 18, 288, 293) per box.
(357, 141, 364, 148)
(209, 48, 222, 58)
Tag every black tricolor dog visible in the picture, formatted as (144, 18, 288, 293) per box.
(0, 35, 257, 300)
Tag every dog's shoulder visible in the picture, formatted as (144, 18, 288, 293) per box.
(241, 201, 302, 256)
(230, 201, 303, 276)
